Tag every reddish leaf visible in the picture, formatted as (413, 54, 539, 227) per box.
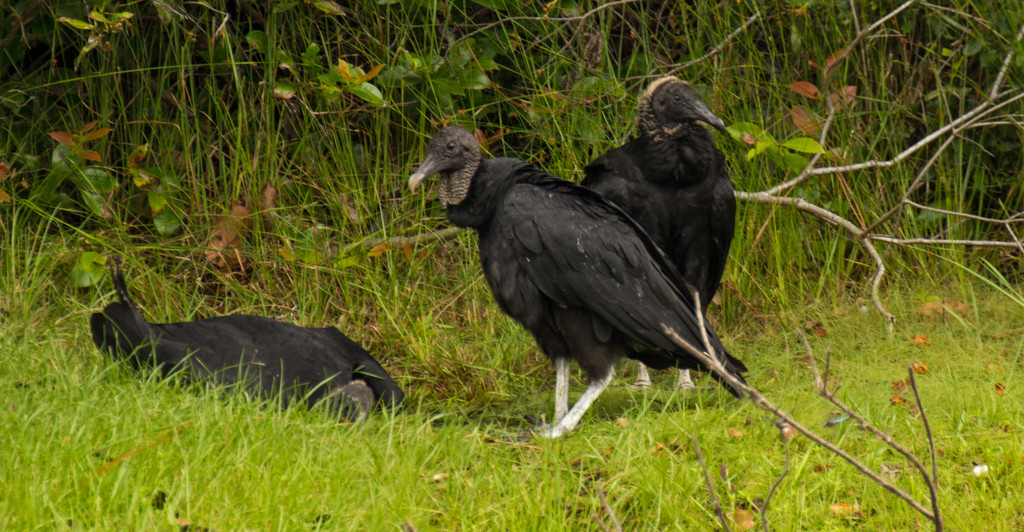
(356, 64, 385, 84)
(206, 204, 253, 271)
(0, 189, 10, 203)
(808, 59, 821, 69)
(892, 379, 908, 393)
(79, 150, 102, 162)
(825, 49, 846, 73)
(790, 105, 821, 135)
(0, 162, 9, 180)
(911, 361, 929, 374)
(890, 395, 907, 406)
(81, 127, 113, 141)
(80, 119, 99, 133)
(828, 86, 858, 109)
(727, 429, 745, 438)
(475, 129, 490, 152)
(788, 81, 820, 99)
(910, 335, 929, 346)
(813, 463, 833, 472)
(368, 242, 390, 258)
(995, 382, 1006, 395)
(48, 131, 74, 146)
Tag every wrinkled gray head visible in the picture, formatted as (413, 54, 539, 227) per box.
(335, 379, 374, 423)
(408, 126, 482, 207)
(638, 77, 726, 137)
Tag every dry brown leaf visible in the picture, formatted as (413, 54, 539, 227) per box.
(206, 204, 252, 270)
(614, 417, 629, 427)
(890, 395, 908, 406)
(262, 183, 277, 211)
(892, 379, 908, 393)
(339, 194, 360, 223)
(910, 335, 930, 346)
(729, 508, 756, 531)
(828, 86, 858, 109)
(911, 361, 929, 374)
(804, 320, 827, 337)
(368, 242, 390, 258)
(430, 472, 449, 482)
(402, 241, 414, 260)
(740, 132, 757, 146)
(829, 502, 860, 515)
(914, 300, 970, 319)
(779, 422, 796, 441)
(995, 382, 1006, 395)
(727, 429, 745, 438)
(0, 162, 10, 180)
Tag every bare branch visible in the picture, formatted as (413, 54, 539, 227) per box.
(662, 323, 939, 523)
(595, 485, 624, 532)
(692, 434, 731, 532)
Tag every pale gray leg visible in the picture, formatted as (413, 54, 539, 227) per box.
(631, 362, 653, 389)
(540, 368, 613, 438)
(554, 357, 570, 423)
(674, 369, 697, 391)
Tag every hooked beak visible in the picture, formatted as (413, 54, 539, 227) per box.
(408, 153, 440, 193)
(696, 103, 727, 133)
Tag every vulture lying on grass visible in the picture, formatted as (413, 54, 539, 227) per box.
(582, 77, 735, 391)
(408, 126, 746, 438)
(89, 263, 405, 420)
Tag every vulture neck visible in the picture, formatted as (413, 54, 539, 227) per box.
(444, 157, 527, 230)
(439, 156, 480, 207)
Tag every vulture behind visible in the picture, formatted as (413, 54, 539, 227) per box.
(582, 77, 735, 390)
(89, 263, 405, 420)
(408, 126, 746, 438)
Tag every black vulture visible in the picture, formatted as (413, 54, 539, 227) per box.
(408, 126, 746, 437)
(89, 263, 405, 420)
(582, 77, 734, 390)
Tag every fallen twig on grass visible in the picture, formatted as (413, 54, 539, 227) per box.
(660, 291, 943, 529)
(692, 434, 731, 532)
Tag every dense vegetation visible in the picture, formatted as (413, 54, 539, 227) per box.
(2, 1, 1023, 529)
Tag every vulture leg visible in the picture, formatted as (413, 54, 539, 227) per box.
(631, 363, 653, 389)
(675, 369, 697, 391)
(554, 357, 570, 423)
(540, 368, 614, 438)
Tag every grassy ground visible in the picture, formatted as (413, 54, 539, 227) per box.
(2, 1, 1023, 529)
(2, 236, 1023, 529)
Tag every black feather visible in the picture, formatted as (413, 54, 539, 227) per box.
(89, 262, 404, 419)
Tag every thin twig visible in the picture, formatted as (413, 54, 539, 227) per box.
(692, 434, 731, 532)
(665, 13, 763, 76)
(363, 227, 464, 249)
(662, 323, 938, 522)
(595, 484, 624, 532)
(908, 368, 942, 531)
(760, 438, 790, 532)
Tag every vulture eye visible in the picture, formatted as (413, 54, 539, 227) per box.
(671, 92, 682, 103)
(446, 141, 457, 152)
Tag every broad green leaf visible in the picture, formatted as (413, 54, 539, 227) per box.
(80, 190, 110, 218)
(302, 44, 322, 67)
(747, 140, 773, 161)
(274, 80, 298, 100)
(71, 252, 106, 287)
(312, 1, 345, 15)
(346, 82, 384, 106)
(782, 152, 809, 174)
(57, 17, 94, 30)
(153, 207, 181, 236)
(781, 137, 826, 154)
(245, 30, 269, 54)
(148, 191, 168, 215)
(725, 122, 764, 142)
(80, 167, 115, 193)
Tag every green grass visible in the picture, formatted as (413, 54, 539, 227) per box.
(2, 1, 1023, 529)
(2, 241, 1023, 529)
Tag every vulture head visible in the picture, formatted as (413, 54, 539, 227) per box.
(638, 77, 726, 137)
(408, 126, 481, 207)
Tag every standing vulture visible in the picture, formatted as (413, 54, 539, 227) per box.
(582, 77, 735, 390)
(90, 262, 405, 420)
(408, 126, 746, 437)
